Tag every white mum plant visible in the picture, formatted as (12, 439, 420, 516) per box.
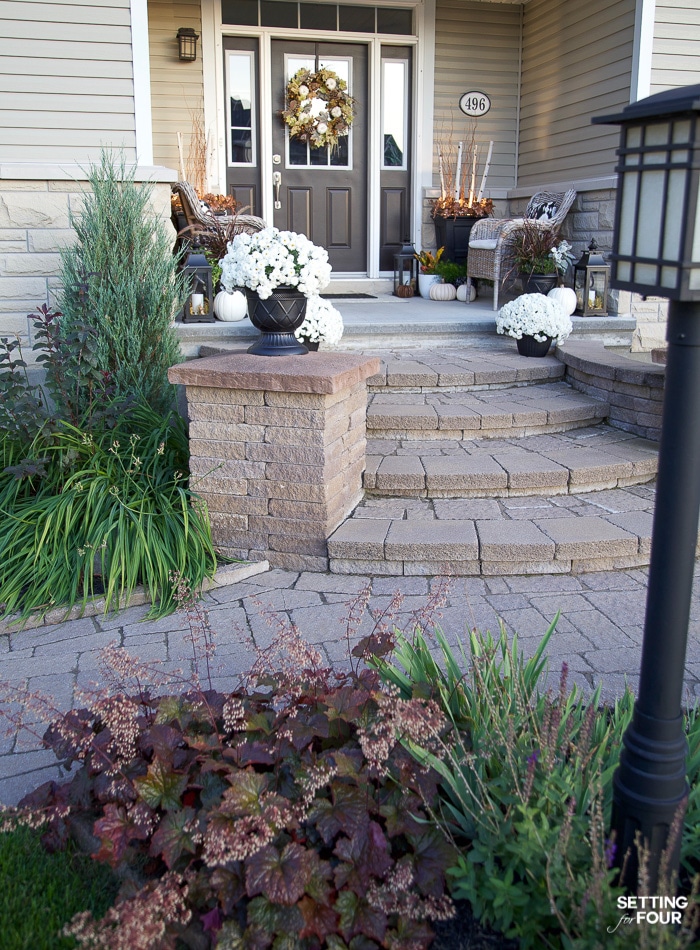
(294, 295, 344, 346)
(220, 227, 332, 300)
(496, 293, 573, 344)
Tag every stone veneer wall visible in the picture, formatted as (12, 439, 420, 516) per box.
(168, 352, 380, 572)
(557, 342, 664, 442)
(421, 185, 669, 351)
(0, 167, 176, 344)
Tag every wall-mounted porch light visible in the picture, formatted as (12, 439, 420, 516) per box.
(177, 27, 199, 62)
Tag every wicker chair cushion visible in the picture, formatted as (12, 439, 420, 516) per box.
(469, 239, 498, 250)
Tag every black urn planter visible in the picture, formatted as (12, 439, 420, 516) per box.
(432, 216, 480, 265)
(245, 287, 309, 356)
(519, 273, 558, 296)
(516, 334, 553, 358)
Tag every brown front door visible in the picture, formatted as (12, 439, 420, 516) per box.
(270, 40, 368, 273)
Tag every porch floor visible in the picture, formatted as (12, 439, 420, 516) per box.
(175, 288, 637, 356)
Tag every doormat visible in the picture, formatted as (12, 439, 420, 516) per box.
(321, 293, 377, 299)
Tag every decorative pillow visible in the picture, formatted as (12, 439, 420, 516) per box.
(526, 197, 559, 220)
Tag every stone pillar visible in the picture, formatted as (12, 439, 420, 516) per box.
(168, 352, 380, 571)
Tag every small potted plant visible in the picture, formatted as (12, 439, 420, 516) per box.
(496, 293, 573, 357)
(294, 295, 344, 349)
(507, 220, 575, 296)
(414, 246, 444, 297)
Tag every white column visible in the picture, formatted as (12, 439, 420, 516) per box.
(130, 0, 155, 165)
(631, 0, 656, 103)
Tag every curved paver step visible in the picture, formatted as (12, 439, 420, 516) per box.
(367, 381, 609, 440)
(327, 485, 675, 576)
(364, 426, 658, 497)
(367, 348, 564, 392)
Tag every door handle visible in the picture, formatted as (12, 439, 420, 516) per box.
(272, 171, 282, 210)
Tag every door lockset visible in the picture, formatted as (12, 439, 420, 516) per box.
(272, 170, 282, 210)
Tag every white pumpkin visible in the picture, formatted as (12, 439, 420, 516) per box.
(429, 282, 457, 301)
(456, 282, 477, 302)
(214, 289, 248, 322)
(547, 286, 577, 317)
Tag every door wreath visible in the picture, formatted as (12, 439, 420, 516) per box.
(282, 67, 355, 150)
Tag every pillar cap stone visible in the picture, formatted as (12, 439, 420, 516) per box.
(168, 352, 381, 395)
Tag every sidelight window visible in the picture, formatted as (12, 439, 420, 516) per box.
(226, 51, 256, 165)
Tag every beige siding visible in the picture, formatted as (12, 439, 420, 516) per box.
(434, 0, 521, 192)
(518, 0, 635, 186)
(0, 0, 137, 163)
(148, 0, 204, 183)
(651, 0, 700, 95)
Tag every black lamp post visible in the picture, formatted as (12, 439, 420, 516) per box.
(593, 84, 700, 888)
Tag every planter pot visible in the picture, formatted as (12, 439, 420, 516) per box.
(245, 287, 309, 356)
(519, 274, 558, 296)
(418, 273, 441, 298)
(299, 339, 320, 351)
(516, 334, 553, 358)
(433, 216, 480, 265)
(214, 289, 247, 322)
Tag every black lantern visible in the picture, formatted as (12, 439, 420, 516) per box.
(593, 84, 700, 889)
(393, 241, 417, 296)
(573, 240, 610, 316)
(182, 240, 214, 323)
(177, 27, 199, 62)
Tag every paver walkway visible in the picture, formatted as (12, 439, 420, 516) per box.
(2, 563, 700, 807)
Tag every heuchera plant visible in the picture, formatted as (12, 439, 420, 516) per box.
(8, 595, 456, 950)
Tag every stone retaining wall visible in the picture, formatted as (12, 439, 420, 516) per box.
(168, 351, 380, 572)
(557, 342, 664, 442)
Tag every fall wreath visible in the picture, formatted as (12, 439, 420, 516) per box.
(282, 67, 355, 150)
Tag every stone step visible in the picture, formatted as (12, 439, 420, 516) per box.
(366, 348, 565, 392)
(364, 426, 658, 497)
(327, 484, 669, 577)
(367, 381, 609, 440)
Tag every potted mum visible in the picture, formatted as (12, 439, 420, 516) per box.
(496, 293, 572, 357)
(220, 227, 331, 355)
(294, 295, 344, 349)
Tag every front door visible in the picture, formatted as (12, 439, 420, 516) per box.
(270, 40, 368, 274)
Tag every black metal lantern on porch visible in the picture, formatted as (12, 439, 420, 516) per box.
(182, 240, 215, 323)
(592, 84, 700, 889)
(573, 240, 610, 316)
(177, 27, 199, 62)
(393, 241, 417, 297)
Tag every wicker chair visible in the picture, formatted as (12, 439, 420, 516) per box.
(172, 180, 266, 237)
(466, 188, 577, 310)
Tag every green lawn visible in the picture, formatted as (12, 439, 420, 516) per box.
(0, 823, 119, 950)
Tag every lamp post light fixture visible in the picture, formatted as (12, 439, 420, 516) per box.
(573, 239, 610, 316)
(177, 27, 199, 62)
(593, 84, 700, 888)
(393, 241, 418, 296)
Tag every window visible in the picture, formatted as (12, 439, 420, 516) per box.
(381, 59, 408, 169)
(227, 52, 256, 165)
(222, 0, 414, 35)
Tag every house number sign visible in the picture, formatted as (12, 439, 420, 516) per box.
(459, 91, 491, 117)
